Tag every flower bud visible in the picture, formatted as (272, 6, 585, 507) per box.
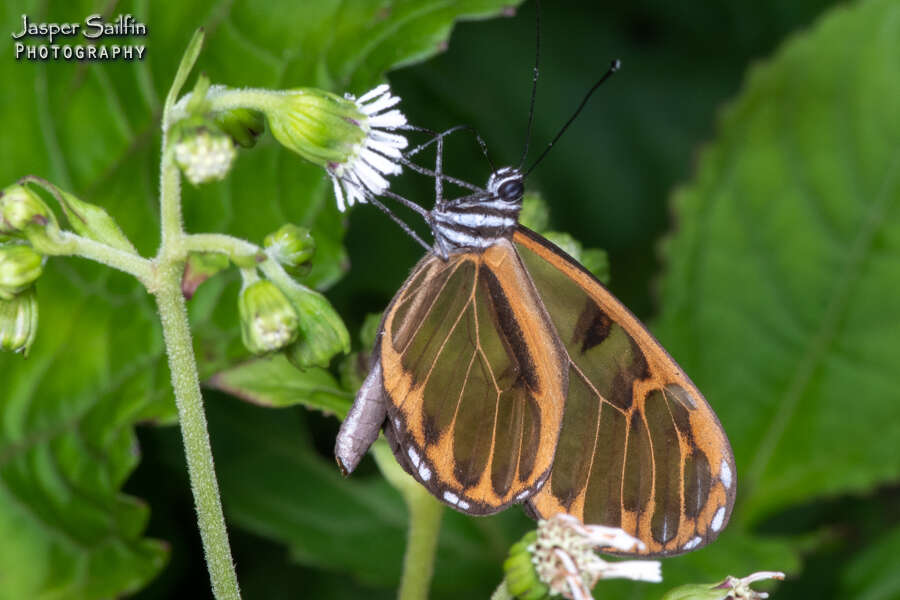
(264, 224, 315, 275)
(359, 312, 382, 350)
(174, 128, 237, 185)
(519, 191, 550, 232)
(282, 284, 350, 368)
(261, 85, 409, 212)
(542, 232, 610, 284)
(182, 251, 230, 299)
(503, 530, 551, 600)
(238, 279, 300, 354)
(0, 185, 56, 235)
(58, 190, 136, 253)
(0, 287, 38, 355)
(0, 245, 43, 300)
(265, 88, 368, 169)
(214, 108, 265, 148)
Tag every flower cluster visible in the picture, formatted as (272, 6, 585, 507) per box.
(505, 514, 662, 600)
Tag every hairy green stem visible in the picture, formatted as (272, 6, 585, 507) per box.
(154, 270, 240, 600)
(372, 441, 444, 600)
(183, 233, 264, 268)
(33, 230, 153, 285)
(152, 35, 242, 597)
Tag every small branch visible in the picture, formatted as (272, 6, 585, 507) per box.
(372, 441, 444, 600)
(34, 230, 154, 285)
(183, 233, 265, 268)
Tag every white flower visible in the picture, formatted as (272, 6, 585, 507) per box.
(329, 84, 409, 212)
(531, 514, 662, 600)
(174, 130, 237, 185)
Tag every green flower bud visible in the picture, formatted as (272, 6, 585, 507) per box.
(0, 245, 43, 300)
(0, 287, 38, 355)
(359, 312, 382, 351)
(661, 572, 785, 600)
(182, 251, 231, 299)
(174, 128, 237, 185)
(238, 280, 300, 354)
(261, 84, 409, 212)
(503, 531, 551, 600)
(214, 108, 265, 148)
(264, 224, 315, 275)
(282, 284, 350, 369)
(542, 231, 610, 284)
(265, 89, 368, 168)
(542, 231, 583, 262)
(0, 185, 56, 235)
(57, 190, 136, 253)
(519, 191, 550, 232)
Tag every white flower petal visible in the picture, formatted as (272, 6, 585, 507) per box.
(360, 91, 401, 115)
(352, 158, 390, 194)
(361, 147, 403, 176)
(331, 176, 347, 212)
(367, 109, 408, 129)
(583, 524, 646, 553)
(356, 83, 390, 104)
(595, 560, 662, 583)
(368, 128, 409, 150)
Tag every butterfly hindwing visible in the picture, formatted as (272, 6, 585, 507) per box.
(513, 226, 736, 556)
(379, 239, 568, 514)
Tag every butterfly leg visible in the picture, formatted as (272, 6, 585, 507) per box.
(335, 357, 388, 476)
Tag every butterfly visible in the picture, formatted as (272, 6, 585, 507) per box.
(334, 157, 736, 556)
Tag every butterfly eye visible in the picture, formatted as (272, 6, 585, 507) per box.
(498, 179, 524, 202)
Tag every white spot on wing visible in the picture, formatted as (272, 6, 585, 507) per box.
(516, 490, 530, 501)
(458, 499, 470, 510)
(720, 459, 732, 489)
(407, 447, 420, 468)
(683, 536, 702, 550)
(418, 463, 432, 482)
(443, 491, 459, 505)
(711, 506, 726, 532)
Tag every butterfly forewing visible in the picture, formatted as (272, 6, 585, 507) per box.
(513, 227, 736, 556)
(380, 239, 568, 514)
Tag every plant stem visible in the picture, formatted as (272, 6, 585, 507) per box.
(372, 441, 444, 600)
(33, 230, 154, 285)
(154, 269, 240, 600)
(154, 68, 241, 597)
(399, 488, 444, 600)
(183, 233, 264, 268)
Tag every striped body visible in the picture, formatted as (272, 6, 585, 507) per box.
(431, 166, 524, 252)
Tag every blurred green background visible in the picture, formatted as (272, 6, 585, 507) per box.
(2, 0, 899, 599)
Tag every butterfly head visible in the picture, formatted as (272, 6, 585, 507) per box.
(487, 167, 525, 205)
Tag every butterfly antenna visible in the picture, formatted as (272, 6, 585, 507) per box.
(524, 59, 621, 177)
(404, 124, 494, 173)
(517, 0, 542, 169)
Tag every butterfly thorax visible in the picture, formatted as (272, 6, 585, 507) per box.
(430, 166, 525, 255)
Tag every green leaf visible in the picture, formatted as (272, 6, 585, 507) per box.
(1, 0, 521, 597)
(840, 524, 900, 600)
(657, 0, 900, 523)
(207, 354, 352, 416)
